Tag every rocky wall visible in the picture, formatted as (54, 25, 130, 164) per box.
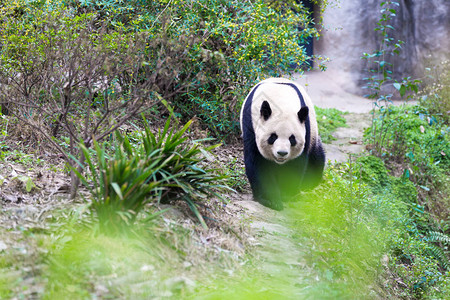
(315, 0, 450, 94)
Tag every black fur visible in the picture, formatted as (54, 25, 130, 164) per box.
(289, 135, 297, 146)
(298, 106, 309, 123)
(260, 100, 272, 121)
(242, 82, 325, 210)
(268, 133, 278, 145)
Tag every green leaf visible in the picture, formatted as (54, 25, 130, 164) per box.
(403, 168, 410, 179)
(25, 178, 34, 193)
(399, 85, 406, 97)
(111, 182, 124, 200)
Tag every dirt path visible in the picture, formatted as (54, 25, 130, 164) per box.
(228, 195, 315, 297)
(324, 112, 371, 163)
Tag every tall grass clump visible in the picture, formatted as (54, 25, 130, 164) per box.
(73, 139, 163, 233)
(285, 156, 448, 298)
(73, 118, 229, 231)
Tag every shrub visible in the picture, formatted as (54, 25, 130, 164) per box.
(366, 105, 450, 187)
(73, 118, 229, 231)
(287, 164, 385, 298)
(0, 1, 201, 196)
(354, 156, 390, 191)
(61, 0, 326, 138)
(298, 159, 449, 298)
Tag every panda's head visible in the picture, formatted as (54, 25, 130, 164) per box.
(255, 98, 309, 165)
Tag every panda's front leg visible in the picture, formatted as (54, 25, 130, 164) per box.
(244, 147, 283, 210)
(247, 166, 283, 210)
(304, 141, 326, 189)
(253, 160, 284, 211)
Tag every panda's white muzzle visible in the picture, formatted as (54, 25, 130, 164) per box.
(274, 150, 289, 164)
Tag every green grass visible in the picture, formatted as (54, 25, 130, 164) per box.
(315, 107, 348, 143)
(41, 212, 248, 299)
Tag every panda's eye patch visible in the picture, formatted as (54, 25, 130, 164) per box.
(268, 133, 278, 145)
(289, 135, 297, 146)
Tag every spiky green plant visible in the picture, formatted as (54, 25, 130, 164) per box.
(72, 139, 165, 232)
(73, 117, 229, 230)
(119, 117, 230, 228)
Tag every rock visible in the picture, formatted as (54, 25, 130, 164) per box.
(315, 0, 450, 94)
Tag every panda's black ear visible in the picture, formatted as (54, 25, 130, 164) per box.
(298, 106, 309, 123)
(260, 101, 272, 121)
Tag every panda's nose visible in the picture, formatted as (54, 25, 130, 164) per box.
(277, 151, 288, 157)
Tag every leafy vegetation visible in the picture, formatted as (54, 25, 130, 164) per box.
(0, 0, 325, 198)
(361, 0, 420, 104)
(358, 2, 450, 297)
(75, 0, 328, 138)
(420, 60, 450, 124)
(0, 0, 325, 141)
(73, 117, 228, 231)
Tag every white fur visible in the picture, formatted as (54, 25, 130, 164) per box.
(240, 78, 319, 164)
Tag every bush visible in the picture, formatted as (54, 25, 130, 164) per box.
(0, 1, 204, 196)
(287, 164, 385, 298)
(366, 105, 450, 190)
(354, 156, 390, 190)
(294, 159, 449, 298)
(74, 118, 228, 231)
(61, 0, 325, 138)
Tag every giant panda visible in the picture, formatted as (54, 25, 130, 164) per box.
(240, 77, 325, 210)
